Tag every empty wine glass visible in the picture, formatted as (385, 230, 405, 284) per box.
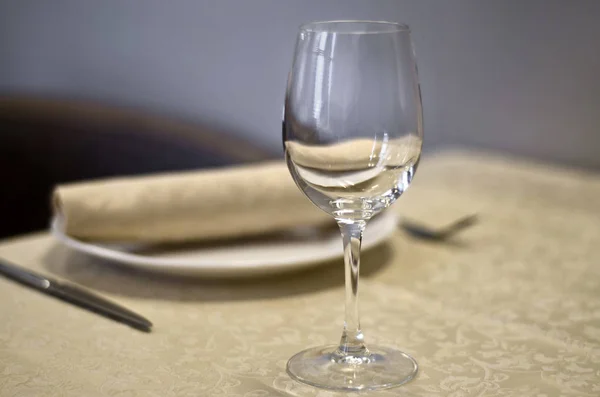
(283, 20, 423, 391)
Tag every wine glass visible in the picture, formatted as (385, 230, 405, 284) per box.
(283, 20, 423, 391)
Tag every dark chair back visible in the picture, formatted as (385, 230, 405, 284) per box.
(0, 96, 275, 238)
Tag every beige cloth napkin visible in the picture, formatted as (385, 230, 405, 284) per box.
(53, 137, 421, 244)
(53, 161, 331, 243)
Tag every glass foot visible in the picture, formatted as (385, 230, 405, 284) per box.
(286, 344, 418, 391)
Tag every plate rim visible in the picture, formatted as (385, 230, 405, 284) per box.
(50, 212, 398, 275)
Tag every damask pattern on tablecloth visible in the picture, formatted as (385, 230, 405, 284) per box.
(1, 151, 599, 396)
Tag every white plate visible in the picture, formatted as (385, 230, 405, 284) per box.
(50, 213, 397, 278)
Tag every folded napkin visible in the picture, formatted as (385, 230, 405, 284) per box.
(53, 161, 331, 243)
(53, 136, 421, 244)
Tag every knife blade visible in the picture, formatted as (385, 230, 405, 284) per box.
(0, 258, 152, 331)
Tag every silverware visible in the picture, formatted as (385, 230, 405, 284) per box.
(0, 258, 152, 332)
(400, 214, 478, 241)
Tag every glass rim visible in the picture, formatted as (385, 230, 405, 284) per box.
(299, 20, 410, 34)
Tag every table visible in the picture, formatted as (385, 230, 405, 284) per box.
(1, 150, 599, 396)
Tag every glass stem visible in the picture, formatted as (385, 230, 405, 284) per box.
(336, 220, 368, 358)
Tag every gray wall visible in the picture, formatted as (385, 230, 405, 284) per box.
(1, 0, 599, 168)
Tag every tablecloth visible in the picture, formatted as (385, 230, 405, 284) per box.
(1, 150, 599, 396)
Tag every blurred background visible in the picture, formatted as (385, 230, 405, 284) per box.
(1, 0, 599, 237)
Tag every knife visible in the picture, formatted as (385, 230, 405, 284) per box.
(0, 258, 152, 332)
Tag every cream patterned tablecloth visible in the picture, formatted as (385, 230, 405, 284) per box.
(0, 150, 599, 396)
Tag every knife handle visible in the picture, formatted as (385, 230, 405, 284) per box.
(47, 283, 152, 332)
